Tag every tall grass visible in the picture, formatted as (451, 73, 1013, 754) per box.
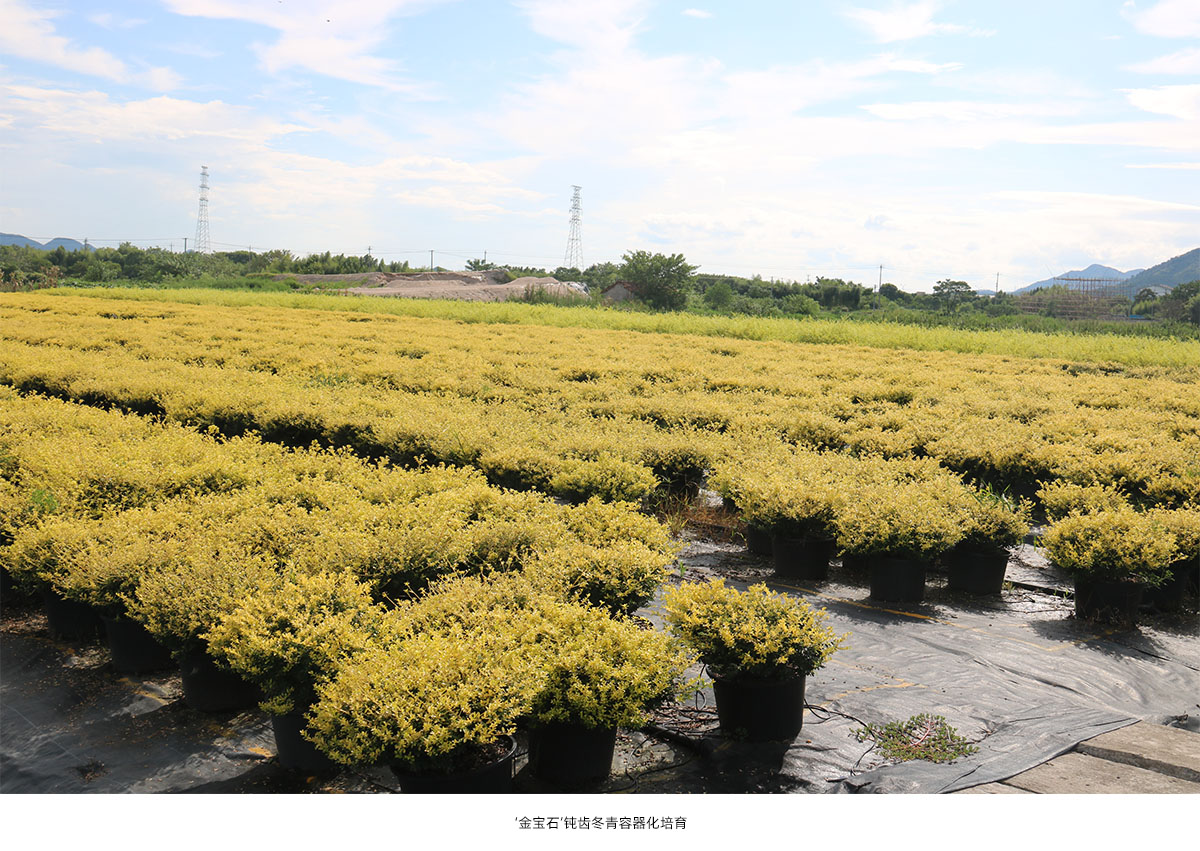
(20, 285, 1200, 368)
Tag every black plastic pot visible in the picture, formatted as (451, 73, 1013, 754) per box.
(391, 736, 517, 794)
(39, 586, 103, 641)
(868, 556, 927, 602)
(946, 547, 1010, 595)
(1074, 576, 1143, 624)
(179, 646, 260, 712)
(272, 711, 336, 772)
(712, 675, 806, 742)
(1, 566, 20, 602)
(840, 552, 869, 573)
(527, 722, 617, 786)
(1145, 559, 1197, 612)
(101, 612, 173, 674)
(771, 534, 833, 581)
(744, 524, 773, 557)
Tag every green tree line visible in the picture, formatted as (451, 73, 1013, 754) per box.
(4, 241, 1197, 333)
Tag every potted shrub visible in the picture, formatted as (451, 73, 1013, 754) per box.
(1145, 507, 1200, 611)
(206, 571, 388, 770)
(1036, 480, 1130, 522)
(525, 539, 674, 617)
(663, 580, 845, 742)
(945, 488, 1032, 595)
(7, 508, 179, 669)
(127, 539, 278, 711)
(307, 626, 542, 793)
(834, 480, 963, 602)
(393, 571, 691, 785)
(5, 515, 105, 641)
(523, 601, 693, 786)
(1041, 508, 1176, 623)
(763, 483, 840, 582)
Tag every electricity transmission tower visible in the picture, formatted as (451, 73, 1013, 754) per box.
(564, 185, 582, 269)
(194, 165, 211, 254)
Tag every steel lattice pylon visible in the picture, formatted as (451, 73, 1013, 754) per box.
(564, 185, 582, 270)
(194, 166, 211, 254)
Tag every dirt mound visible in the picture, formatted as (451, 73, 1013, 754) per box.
(334, 272, 586, 302)
(270, 270, 587, 302)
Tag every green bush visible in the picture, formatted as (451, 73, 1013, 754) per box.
(663, 580, 845, 680)
(307, 626, 542, 772)
(1147, 507, 1200, 562)
(834, 479, 963, 559)
(1037, 480, 1130, 521)
(207, 571, 389, 715)
(527, 602, 693, 730)
(1041, 508, 1176, 586)
(526, 539, 674, 617)
(954, 487, 1032, 551)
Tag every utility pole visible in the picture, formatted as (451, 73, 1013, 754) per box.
(183, 237, 188, 253)
(430, 249, 435, 271)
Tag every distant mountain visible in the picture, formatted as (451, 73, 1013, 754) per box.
(44, 237, 89, 251)
(0, 233, 43, 248)
(1125, 247, 1200, 292)
(1014, 264, 1141, 294)
(0, 233, 89, 251)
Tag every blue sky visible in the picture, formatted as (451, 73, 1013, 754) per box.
(1, 0, 1198, 290)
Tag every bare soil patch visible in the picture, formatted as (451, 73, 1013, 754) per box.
(278, 270, 585, 302)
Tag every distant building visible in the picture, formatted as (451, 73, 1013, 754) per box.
(601, 280, 639, 303)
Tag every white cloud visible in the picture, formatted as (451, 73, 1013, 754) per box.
(1123, 83, 1200, 119)
(88, 12, 147, 29)
(162, 0, 455, 92)
(513, 0, 648, 53)
(682, 8, 712, 18)
(0, 84, 307, 144)
(862, 99, 1080, 121)
(0, 0, 177, 90)
(166, 42, 222, 59)
(843, 0, 993, 43)
(1122, 0, 1200, 38)
(1126, 161, 1200, 169)
(993, 189, 1200, 214)
(1126, 46, 1200, 74)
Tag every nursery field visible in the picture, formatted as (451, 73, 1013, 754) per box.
(0, 289, 1197, 801)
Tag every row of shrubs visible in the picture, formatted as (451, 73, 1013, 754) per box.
(711, 440, 1199, 589)
(1, 390, 853, 776)
(1, 294, 1197, 509)
(1, 389, 676, 638)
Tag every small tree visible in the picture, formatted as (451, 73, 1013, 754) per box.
(619, 250, 698, 310)
(704, 280, 734, 310)
(580, 261, 620, 292)
(933, 279, 974, 312)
